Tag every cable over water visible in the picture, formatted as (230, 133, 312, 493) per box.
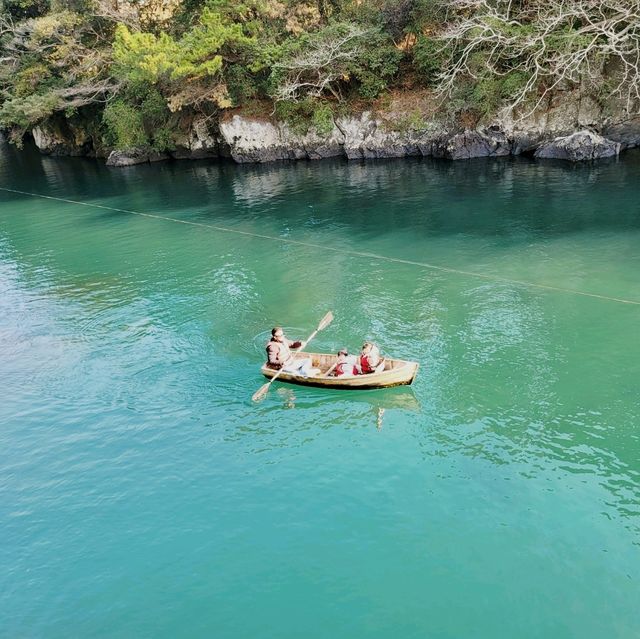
(2, 186, 639, 306)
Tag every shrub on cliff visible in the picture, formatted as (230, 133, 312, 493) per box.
(2, 0, 49, 19)
(270, 21, 400, 103)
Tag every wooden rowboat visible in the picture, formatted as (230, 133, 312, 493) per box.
(260, 352, 419, 390)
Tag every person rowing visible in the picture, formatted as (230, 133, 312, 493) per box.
(265, 326, 314, 377)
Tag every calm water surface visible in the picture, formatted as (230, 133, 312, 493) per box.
(1, 142, 639, 638)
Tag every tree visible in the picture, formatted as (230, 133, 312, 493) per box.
(435, 0, 640, 115)
(271, 22, 369, 101)
(0, 10, 118, 138)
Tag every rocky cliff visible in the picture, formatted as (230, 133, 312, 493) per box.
(28, 90, 640, 165)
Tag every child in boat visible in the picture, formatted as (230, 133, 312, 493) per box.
(358, 342, 384, 374)
(332, 349, 358, 377)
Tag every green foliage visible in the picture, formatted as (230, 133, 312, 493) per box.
(275, 98, 335, 136)
(0, 8, 116, 141)
(2, 0, 634, 148)
(413, 35, 446, 86)
(386, 109, 430, 134)
(311, 102, 334, 136)
(225, 64, 259, 104)
(102, 84, 176, 151)
(501, 71, 529, 99)
(13, 64, 53, 97)
(113, 28, 180, 84)
(0, 92, 60, 130)
(102, 99, 147, 149)
(349, 32, 401, 99)
(470, 75, 501, 116)
(50, 0, 94, 13)
(270, 22, 399, 102)
(177, 7, 252, 77)
(113, 9, 253, 85)
(408, 0, 447, 30)
(450, 70, 533, 118)
(274, 99, 313, 134)
(1, 0, 49, 19)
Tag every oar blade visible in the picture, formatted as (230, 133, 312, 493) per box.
(252, 382, 271, 402)
(318, 310, 334, 331)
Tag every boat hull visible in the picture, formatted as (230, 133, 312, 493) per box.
(260, 352, 419, 390)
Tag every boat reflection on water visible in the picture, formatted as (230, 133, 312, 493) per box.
(275, 385, 421, 429)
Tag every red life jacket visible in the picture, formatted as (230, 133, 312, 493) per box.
(335, 361, 357, 376)
(359, 354, 375, 374)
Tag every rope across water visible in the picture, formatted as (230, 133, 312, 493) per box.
(2, 186, 639, 306)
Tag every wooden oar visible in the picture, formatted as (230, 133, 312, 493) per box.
(252, 311, 334, 402)
(323, 362, 338, 378)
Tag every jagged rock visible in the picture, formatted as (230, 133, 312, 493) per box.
(336, 112, 377, 159)
(432, 129, 511, 160)
(106, 148, 170, 166)
(172, 116, 219, 159)
(534, 130, 620, 161)
(337, 112, 433, 159)
(510, 133, 544, 156)
(278, 122, 344, 160)
(577, 96, 602, 128)
(32, 120, 92, 156)
(602, 117, 640, 150)
(218, 116, 289, 162)
(496, 92, 606, 155)
(219, 114, 345, 162)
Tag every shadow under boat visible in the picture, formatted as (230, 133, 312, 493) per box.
(275, 384, 422, 418)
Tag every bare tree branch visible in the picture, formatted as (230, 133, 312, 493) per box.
(272, 23, 370, 102)
(435, 0, 640, 115)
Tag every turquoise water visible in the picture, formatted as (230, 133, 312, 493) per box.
(1, 142, 639, 637)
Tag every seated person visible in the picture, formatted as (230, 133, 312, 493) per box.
(266, 326, 314, 376)
(358, 342, 385, 374)
(329, 349, 358, 377)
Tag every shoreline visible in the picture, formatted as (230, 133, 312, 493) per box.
(20, 102, 640, 168)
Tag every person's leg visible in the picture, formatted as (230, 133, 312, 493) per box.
(296, 357, 314, 376)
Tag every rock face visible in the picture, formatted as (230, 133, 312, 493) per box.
(28, 91, 640, 166)
(32, 119, 93, 156)
(218, 115, 345, 162)
(602, 117, 640, 149)
(432, 128, 511, 160)
(218, 113, 519, 163)
(171, 115, 219, 159)
(534, 130, 621, 161)
(106, 148, 170, 166)
(219, 111, 438, 162)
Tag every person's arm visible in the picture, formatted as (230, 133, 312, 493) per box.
(288, 339, 303, 349)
